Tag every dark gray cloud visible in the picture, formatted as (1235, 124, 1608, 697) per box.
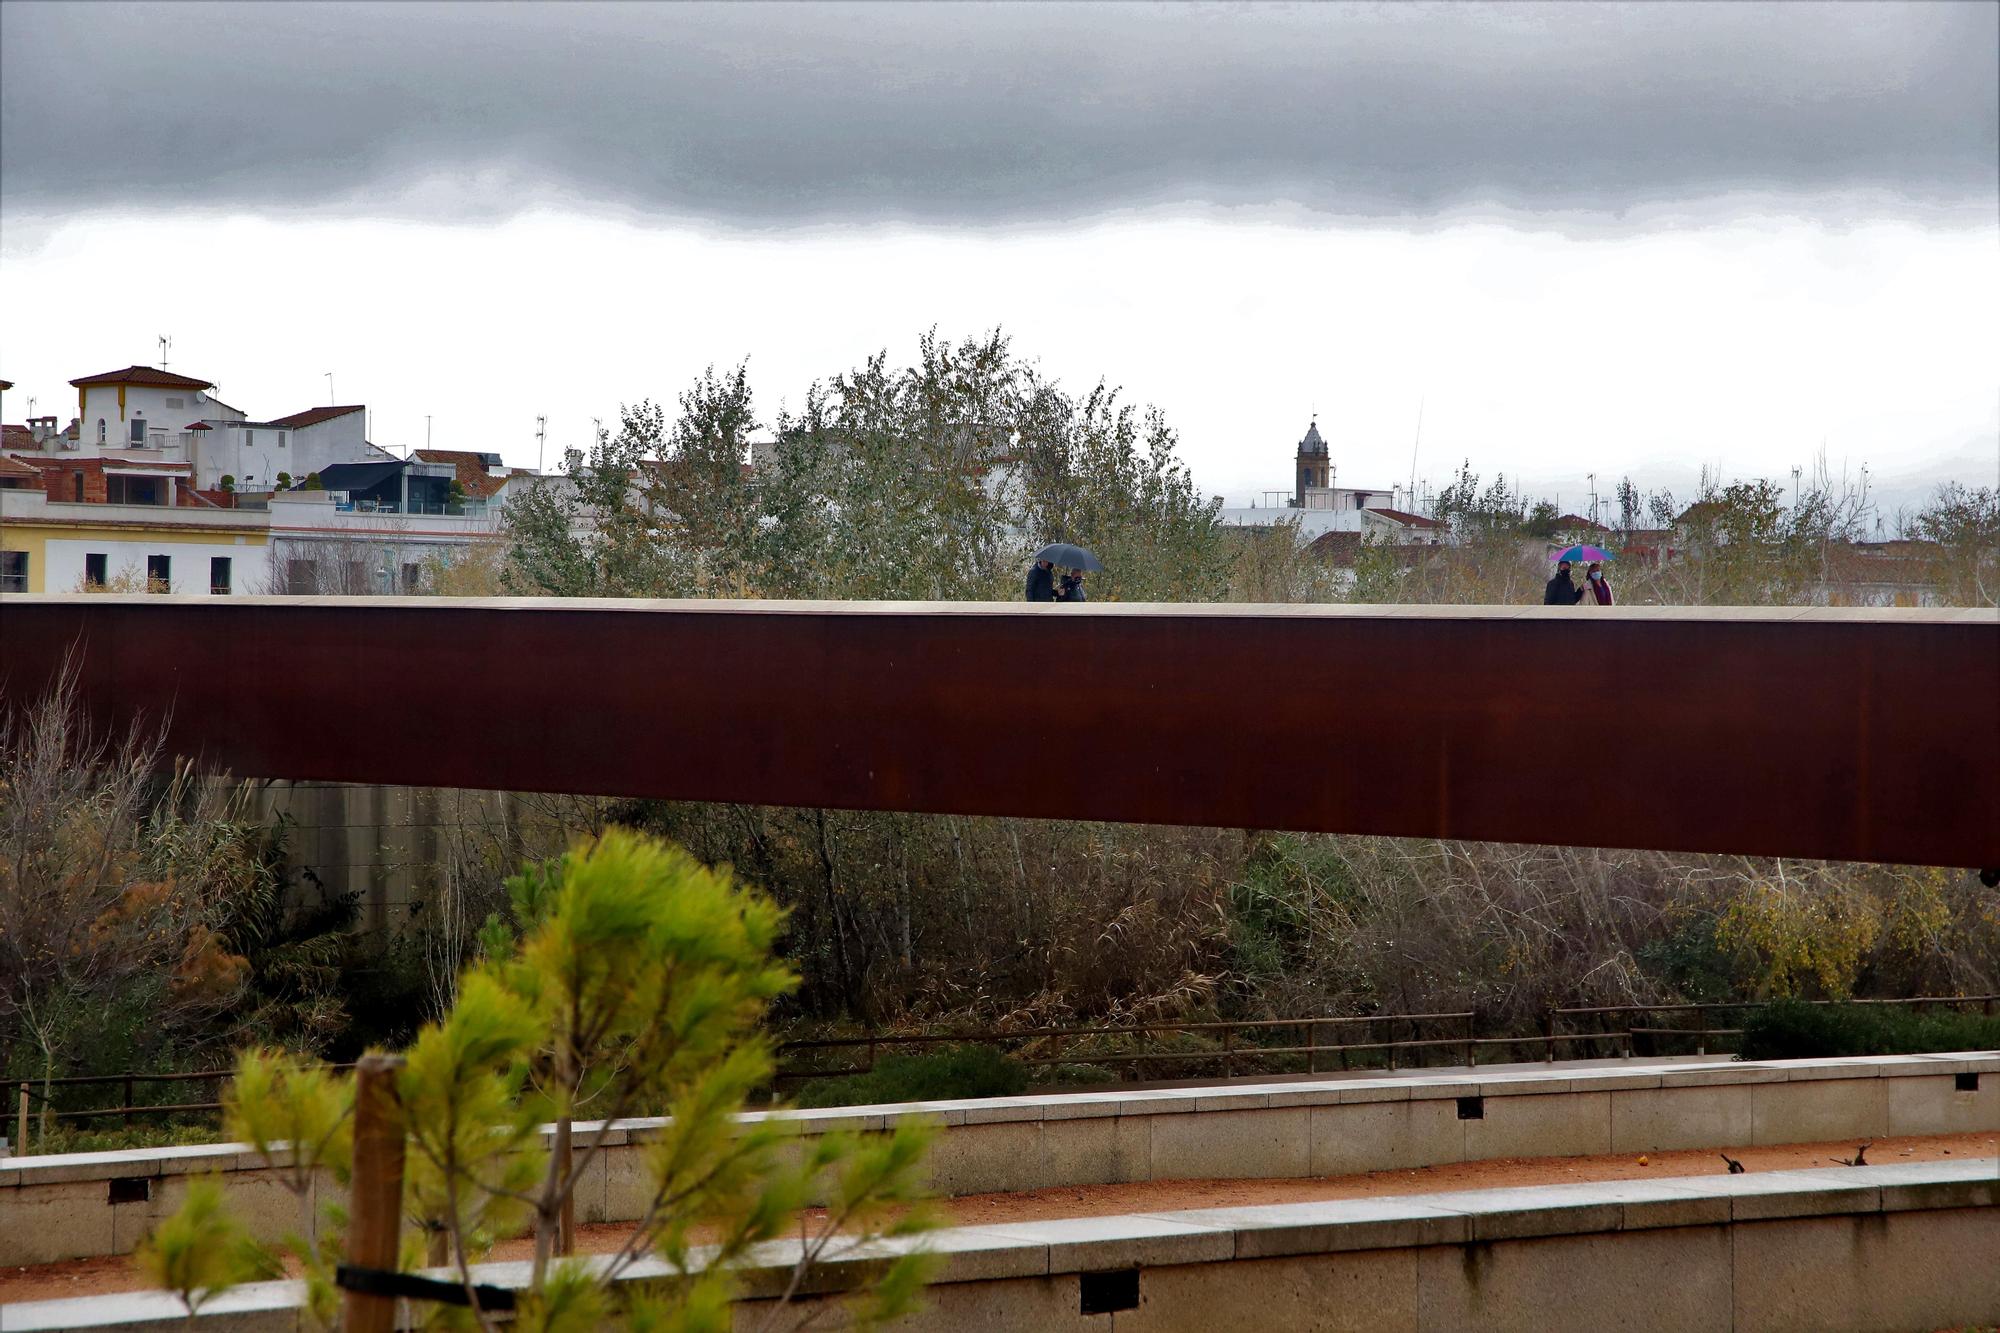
(3, 1, 1994, 225)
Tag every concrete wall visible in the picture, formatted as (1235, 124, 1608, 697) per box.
(244, 781, 562, 935)
(5, 1053, 1994, 1268)
(7, 1159, 1995, 1332)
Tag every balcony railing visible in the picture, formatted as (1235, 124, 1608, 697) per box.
(331, 500, 488, 517)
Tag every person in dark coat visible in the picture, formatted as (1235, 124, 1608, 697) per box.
(1025, 558, 1056, 602)
(1543, 560, 1584, 606)
(1058, 570, 1088, 602)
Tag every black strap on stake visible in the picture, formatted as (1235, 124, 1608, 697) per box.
(335, 1264, 519, 1311)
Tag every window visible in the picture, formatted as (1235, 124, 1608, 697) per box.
(286, 559, 316, 594)
(244, 429, 255, 446)
(146, 554, 171, 591)
(130, 418, 147, 444)
(165, 397, 185, 409)
(96, 419, 107, 444)
(72, 470, 85, 502)
(209, 557, 232, 595)
(85, 553, 107, 588)
(106, 475, 165, 506)
(401, 562, 423, 593)
(0, 551, 27, 593)
(278, 431, 287, 447)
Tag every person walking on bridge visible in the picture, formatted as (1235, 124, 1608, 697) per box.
(1544, 559, 1584, 606)
(1584, 561, 1614, 606)
(1025, 557, 1056, 602)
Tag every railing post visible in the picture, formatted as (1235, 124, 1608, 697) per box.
(123, 1075, 134, 1131)
(342, 1054, 408, 1333)
(16, 1082, 28, 1157)
(1223, 1027, 1234, 1082)
(1307, 1021, 1318, 1076)
(1465, 1013, 1476, 1068)
(1543, 1010, 1557, 1064)
(1386, 1018, 1397, 1072)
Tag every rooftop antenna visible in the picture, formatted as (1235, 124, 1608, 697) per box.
(1407, 396, 1424, 512)
(536, 415, 547, 473)
(425, 415, 432, 451)
(158, 335, 171, 370)
(325, 372, 335, 406)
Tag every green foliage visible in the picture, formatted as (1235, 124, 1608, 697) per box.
(227, 1048, 355, 1185)
(1740, 1001, 2000, 1061)
(134, 1174, 281, 1322)
(219, 474, 236, 492)
(504, 330, 1223, 603)
(224, 1048, 355, 1326)
(141, 827, 938, 1330)
(794, 1044, 1029, 1107)
(1715, 873, 1880, 999)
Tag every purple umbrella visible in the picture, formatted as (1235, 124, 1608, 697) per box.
(1552, 544, 1615, 564)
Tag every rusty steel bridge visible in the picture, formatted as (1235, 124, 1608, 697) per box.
(2, 596, 1995, 870)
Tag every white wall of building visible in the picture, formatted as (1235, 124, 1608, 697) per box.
(40, 533, 272, 595)
(192, 411, 389, 490)
(75, 383, 237, 457)
(267, 491, 505, 591)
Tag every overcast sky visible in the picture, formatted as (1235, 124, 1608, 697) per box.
(3, 1, 1995, 513)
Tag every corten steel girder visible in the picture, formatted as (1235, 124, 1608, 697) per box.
(2, 596, 1995, 869)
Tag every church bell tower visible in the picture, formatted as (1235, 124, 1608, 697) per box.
(1295, 418, 1329, 506)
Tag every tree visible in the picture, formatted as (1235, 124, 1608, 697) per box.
(0, 674, 260, 1131)
(1615, 477, 1641, 539)
(147, 829, 938, 1331)
(505, 330, 1230, 604)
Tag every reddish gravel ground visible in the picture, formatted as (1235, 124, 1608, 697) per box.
(4, 1130, 1995, 1306)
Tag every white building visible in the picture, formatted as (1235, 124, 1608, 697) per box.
(68, 365, 246, 459)
(1215, 419, 1442, 543)
(6, 365, 393, 494)
(0, 486, 273, 595)
(193, 404, 394, 491)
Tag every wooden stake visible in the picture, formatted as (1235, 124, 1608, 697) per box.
(553, 1117, 576, 1257)
(343, 1054, 408, 1333)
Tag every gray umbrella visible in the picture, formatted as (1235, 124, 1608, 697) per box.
(1034, 543, 1103, 571)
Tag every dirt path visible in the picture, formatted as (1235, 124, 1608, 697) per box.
(5, 1131, 1994, 1306)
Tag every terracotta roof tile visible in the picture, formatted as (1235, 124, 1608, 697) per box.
(412, 447, 509, 499)
(1364, 507, 1440, 528)
(268, 404, 366, 430)
(68, 366, 215, 390)
(0, 454, 41, 477)
(2, 424, 36, 453)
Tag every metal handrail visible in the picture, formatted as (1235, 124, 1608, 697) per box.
(11, 995, 1995, 1153)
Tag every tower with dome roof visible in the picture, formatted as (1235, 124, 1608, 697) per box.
(1295, 418, 1330, 504)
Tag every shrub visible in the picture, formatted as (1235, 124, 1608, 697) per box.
(1739, 1001, 2000, 1060)
(795, 1043, 1029, 1107)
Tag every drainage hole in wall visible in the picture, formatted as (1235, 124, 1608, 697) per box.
(1956, 1072, 1980, 1093)
(108, 1176, 152, 1205)
(1457, 1096, 1485, 1120)
(1080, 1268, 1140, 1315)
